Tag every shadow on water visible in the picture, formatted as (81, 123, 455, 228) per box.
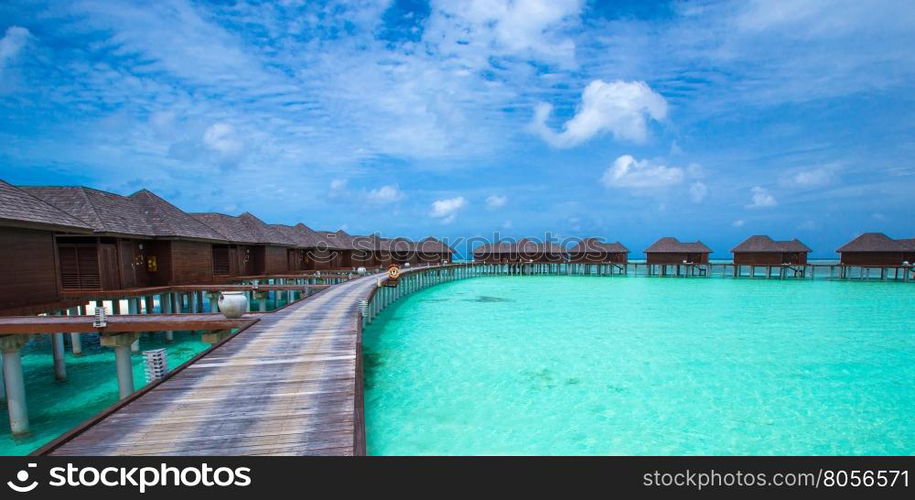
(465, 296, 513, 303)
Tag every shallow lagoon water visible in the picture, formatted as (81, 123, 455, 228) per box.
(0, 333, 209, 456)
(364, 276, 915, 455)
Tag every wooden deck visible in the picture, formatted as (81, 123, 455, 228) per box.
(42, 273, 378, 456)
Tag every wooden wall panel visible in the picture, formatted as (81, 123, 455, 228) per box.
(647, 252, 710, 265)
(262, 245, 288, 275)
(169, 240, 213, 284)
(840, 252, 904, 266)
(0, 227, 60, 310)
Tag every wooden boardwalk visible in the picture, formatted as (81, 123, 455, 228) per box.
(44, 273, 378, 456)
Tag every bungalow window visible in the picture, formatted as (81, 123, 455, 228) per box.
(58, 244, 101, 290)
(212, 246, 231, 276)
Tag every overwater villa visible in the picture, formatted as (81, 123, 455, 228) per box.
(21, 186, 229, 290)
(473, 239, 565, 264)
(644, 237, 712, 265)
(837, 232, 915, 266)
(0, 180, 94, 313)
(731, 235, 811, 265)
(190, 212, 295, 277)
(567, 238, 629, 264)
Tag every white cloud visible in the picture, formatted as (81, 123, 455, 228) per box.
(330, 179, 347, 190)
(746, 186, 778, 209)
(486, 194, 508, 209)
(426, 0, 583, 65)
(430, 196, 467, 224)
(202, 122, 243, 157)
(732, 219, 746, 228)
(531, 80, 668, 148)
(689, 181, 708, 203)
(0, 26, 30, 72)
(601, 155, 685, 189)
(780, 166, 838, 188)
(366, 185, 404, 203)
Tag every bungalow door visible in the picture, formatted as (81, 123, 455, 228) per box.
(98, 243, 120, 289)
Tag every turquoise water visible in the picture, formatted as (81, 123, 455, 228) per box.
(364, 276, 915, 455)
(0, 332, 210, 456)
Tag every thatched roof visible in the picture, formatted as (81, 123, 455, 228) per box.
(318, 230, 354, 250)
(645, 237, 712, 254)
(20, 185, 222, 239)
(128, 190, 226, 241)
(731, 235, 811, 253)
(191, 213, 258, 244)
(568, 238, 629, 254)
(192, 212, 294, 246)
(23, 185, 152, 237)
(836, 232, 915, 252)
(350, 234, 380, 252)
(416, 236, 452, 253)
(271, 223, 326, 248)
(0, 180, 93, 232)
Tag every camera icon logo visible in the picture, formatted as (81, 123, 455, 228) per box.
(7, 463, 39, 493)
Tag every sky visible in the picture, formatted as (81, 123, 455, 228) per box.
(1, 0, 914, 257)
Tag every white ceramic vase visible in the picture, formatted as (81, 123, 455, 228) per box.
(218, 291, 248, 318)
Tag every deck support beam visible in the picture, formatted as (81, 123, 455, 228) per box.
(52, 332, 67, 382)
(161, 294, 174, 343)
(1, 335, 30, 437)
(67, 307, 83, 356)
(207, 292, 221, 314)
(101, 333, 141, 399)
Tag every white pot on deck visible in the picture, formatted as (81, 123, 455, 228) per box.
(357, 267, 367, 275)
(218, 291, 248, 318)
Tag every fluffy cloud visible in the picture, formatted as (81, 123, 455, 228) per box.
(746, 186, 777, 209)
(366, 185, 404, 203)
(532, 80, 668, 148)
(601, 155, 685, 189)
(430, 196, 467, 224)
(0, 26, 29, 72)
(330, 179, 347, 190)
(732, 219, 746, 228)
(689, 181, 708, 203)
(486, 194, 508, 209)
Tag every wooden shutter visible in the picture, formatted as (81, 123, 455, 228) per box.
(58, 246, 80, 289)
(213, 246, 230, 276)
(58, 244, 101, 290)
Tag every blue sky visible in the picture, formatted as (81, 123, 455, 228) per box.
(1, 0, 913, 257)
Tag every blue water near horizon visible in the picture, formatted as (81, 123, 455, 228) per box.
(364, 276, 915, 455)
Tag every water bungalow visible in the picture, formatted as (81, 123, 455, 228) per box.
(567, 238, 629, 264)
(473, 239, 564, 266)
(317, 229, 355, 269)
(644, 237, 712, 276)
(836, 232, 915, 279)
(415, 237, 453, 264)
(190, 212, 293, 277)
(731, 235, 811, 278)
(0, 181, 94, 313)
(22, 186, 227, 290)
